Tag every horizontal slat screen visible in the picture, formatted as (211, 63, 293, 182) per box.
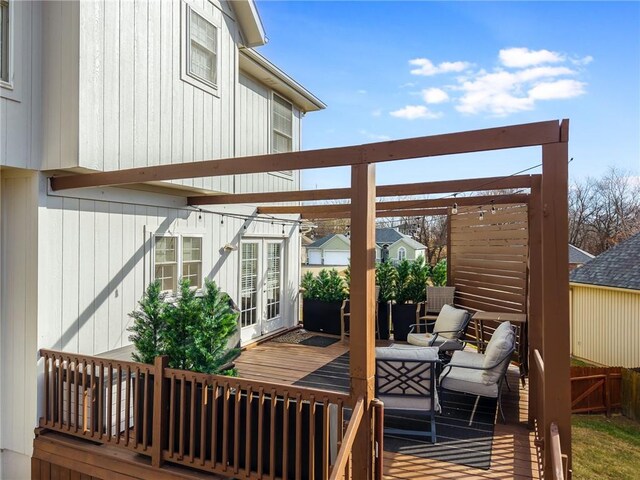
(450, 203, 529, 319)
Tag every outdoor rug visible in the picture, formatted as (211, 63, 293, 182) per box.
(270, 330, 340, 348)
(294, 353, 497, 470)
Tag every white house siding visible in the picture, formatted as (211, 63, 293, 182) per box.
(0, 171, 39, 477)
(37, 181, 301, 358)
(235, 72, 301, 195)
(0, 0, 42, 170)
(571, 283, 640, 368)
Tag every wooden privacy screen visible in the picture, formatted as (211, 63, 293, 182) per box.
(449, 203, 529, 314)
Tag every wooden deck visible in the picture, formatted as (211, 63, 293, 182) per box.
(236, 335, 542, 480)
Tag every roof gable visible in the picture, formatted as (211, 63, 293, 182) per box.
(570, 233, 640, 290)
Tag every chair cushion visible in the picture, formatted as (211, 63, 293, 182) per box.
(482, 321, 515, 385)
(433, 304, 468, 339)
(407, 333, 463, 352)
(439, 366, 500, 398)
(375, 346, 440, 412)
(449, 350, 486, 367)
(376, 345, 439, 361)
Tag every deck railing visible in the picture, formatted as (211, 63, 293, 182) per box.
(39, 349, 375, 479)
(531, 349, 569, 480)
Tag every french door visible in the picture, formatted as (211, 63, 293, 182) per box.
(239, 239, 284, 344)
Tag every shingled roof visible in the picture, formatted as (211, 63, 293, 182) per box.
(569, 244, 594, 265)
(570, 232, 640, 291)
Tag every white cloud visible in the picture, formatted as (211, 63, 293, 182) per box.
(422, 88, 449, 104)
(359, 129, 391, 141)
(409, 58, 470, 76)
(528, 79, 586, 100)
(357, 89, 367, 95)
(390, 105, 442, 120)
(571, 55, 594, 66)
(499, 47, 564, 68)
(455, 65, 585, 116)
(371, 109, 382, 117)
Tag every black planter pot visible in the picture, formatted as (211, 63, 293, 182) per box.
(302, 299, 342, 335)
(377, 302, 391, 340)
(391, 303, 418, 341)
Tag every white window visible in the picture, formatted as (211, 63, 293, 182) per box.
(154, 235, 203, 292)
(0, 0, 10, 85)
(272, 94, 294, 176)
(398, 247, 407, 261)
(182, 236, 202, 289)
(181, 3, 218, 95)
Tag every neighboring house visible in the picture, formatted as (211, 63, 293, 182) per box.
(307, 233, 352, 266)
(569, 244, 594, 271)
(0, 1, 324, 476)
(570, 232, 640, 368)
(300, 233, 315, 265)
(306, 228, 427, 266)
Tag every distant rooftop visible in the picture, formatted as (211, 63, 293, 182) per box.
(308, 228, 427, 250)
(569, 244, 595, 265)
(570, 232, 640, 291)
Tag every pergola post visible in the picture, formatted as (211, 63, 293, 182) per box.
(541, 120, 571, 477)
(527, 175, 543, 429)
(349, 163, 376, 478)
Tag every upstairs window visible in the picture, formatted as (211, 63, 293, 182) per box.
(0, 0, 9, 84)
(188, 8, 217, 87)
(272, 94, 293, 176)
(398, 247, 407, 261)
(272, 94, 293, 154)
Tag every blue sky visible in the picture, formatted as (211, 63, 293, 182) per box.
(255, 1, 640, 190)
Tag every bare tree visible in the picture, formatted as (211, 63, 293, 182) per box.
(569, 167, 640, 255)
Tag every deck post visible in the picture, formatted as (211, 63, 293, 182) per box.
(528, 175, 543, 429)
(541, 120, 571, 477)
(151, 355, 168, 468)
(349, 163, 376, 478)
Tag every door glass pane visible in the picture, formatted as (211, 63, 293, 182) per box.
(265, 243, 281, 320)
(182, 237, 202, 288)
(240, 243, 259, 328)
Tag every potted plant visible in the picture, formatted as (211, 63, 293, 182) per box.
(302, 269, 347, 335)
(391, 257, 429, 341)
(375, 261, 397, 340)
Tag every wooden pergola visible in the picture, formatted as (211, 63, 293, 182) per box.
(50, 120, 571, 479)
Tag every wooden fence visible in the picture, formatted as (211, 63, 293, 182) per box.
(39, 349, 381, 480)
(621, 368, 640, 421)
(570, 366, 622, 415)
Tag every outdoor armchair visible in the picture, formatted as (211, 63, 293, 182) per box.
(438, 321, 516, 424)
(416, 286, 456, 324)
(375, 345, 441, 443)
(341, 286, 381, 342)
(407, 304, 471, 353)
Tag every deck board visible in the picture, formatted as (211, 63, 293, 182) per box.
(236, 336, 541, 479)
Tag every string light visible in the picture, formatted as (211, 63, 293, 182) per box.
(452, 202, 458, 215)
(491, 200, 496, 215)
(220, 215, 224, 225)
(282, 224, 285, 235)
(479, 207, 484, 221)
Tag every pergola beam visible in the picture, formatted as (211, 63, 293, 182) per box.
(50, 121, 560, 191)
(188, 174, 538, 206)
(258, 193, 529, 216)
(302, 207, 449, 219)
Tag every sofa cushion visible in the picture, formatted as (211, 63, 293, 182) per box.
(407, 332, 465, 352)
(482, 321, 515, 385)
(433, 304, 468, 339)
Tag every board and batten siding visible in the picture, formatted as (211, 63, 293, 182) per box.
(571, 283, 640, 368)
(235, 72, 301, 194)
(0, 171, 39, 464)
(37, 182, 300, 356)
(0, 0, 43, 170)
